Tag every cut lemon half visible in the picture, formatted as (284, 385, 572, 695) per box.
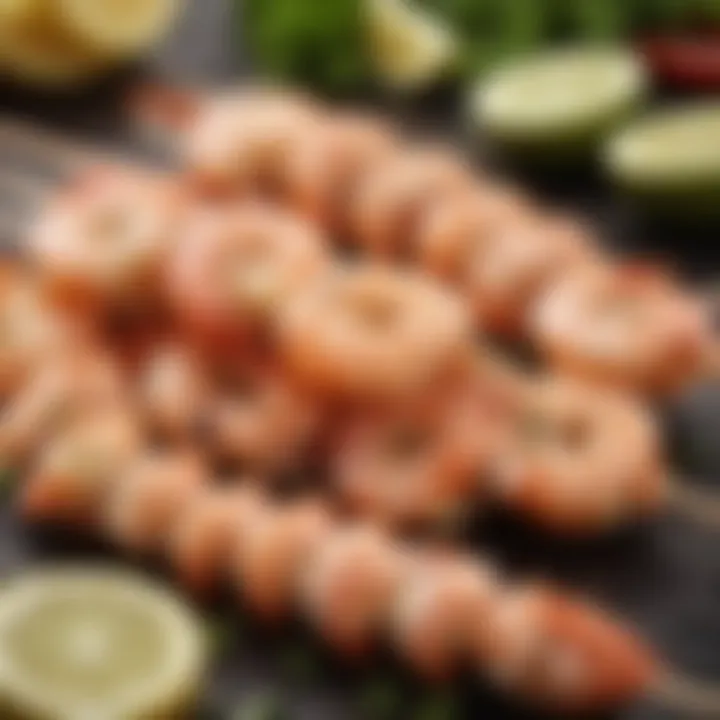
(365, 0, 458, 92)
(0, 9, 106, 87)
(0, 567, 207, 720)
(56, 0, 182, 58)
(0, 0, 37, 26)
(470, 46, 648, 163)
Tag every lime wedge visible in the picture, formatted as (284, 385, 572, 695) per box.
(470, 46, 647, 163)
(365, 0, 458, 92)
(56, 0, 182, 58)
(0, 567, 207, 720)
(606, 103, 720, 218)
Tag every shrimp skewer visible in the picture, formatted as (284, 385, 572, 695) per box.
(20, 435, 707, 717)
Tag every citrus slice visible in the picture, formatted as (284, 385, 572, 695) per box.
(470, 46, 648, 163)
(56, 0, 182, 58)
(365, 0, 458, 92)
(606, 103, 720, 217)
(0, 567, 207, 720)
(0, 10, 106, 88)
(0, 0, 36, 26)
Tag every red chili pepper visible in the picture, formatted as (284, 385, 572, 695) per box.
(639, 33, 720, 89)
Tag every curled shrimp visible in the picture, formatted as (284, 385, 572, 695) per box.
(168, 202, 329, 348)
(136, 341, 209, 440)
(492, 376, 665, 533)
(279, 266, 472, 402)
(183, 89, 322, 197)
(170, 484, 267, 594)
(351, 148, 475, 259)
(465, 214, 595, 337)
(301, 525, 409, 658)
(331, 383, 500, 530)
(104, 449, 208, 555)
(233, 498, 334, 622)
(0, 346, 125, 467)
(392, 552, 498, 681)
(0, 263, 70, 396)
(29, 164, 184, 312)
(284, 112, 398, 237)
(531, 262, 710, 396)
(202, 354, 322, 474)
(476, 585, 656, 712)
(21, 408, 142, 525)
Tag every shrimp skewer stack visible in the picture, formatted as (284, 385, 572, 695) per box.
(18, 426, 658, 716)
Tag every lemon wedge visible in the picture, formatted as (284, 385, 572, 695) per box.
(365, 0, 458, 92)
(55, 0, 182, 58)
(0, 8, 106, 87)
(0, 567, 207, 720)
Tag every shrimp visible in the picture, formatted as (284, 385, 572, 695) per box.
(0, 262, 70, 396)
(136, 341, 209, 440)
(103, 449, 208, 555)
(351, 148, 475, 259)
(476, 586, 656, 712)
(170, 484, 266, 594)
(279, 266, 472, 402)
(465, 214, 595, 337)
(284, 112, 398, 237)
(492, 376, 665, 534)
(0, 346, 125, 467)
(392, 552, 498, 681)
(531, 262, 710, 396)
(233, 498, 334, 622)
(331, 382, 501, 530)
(21, 408, 142, 525)
(300, 525, 409, 658)
(29, 164, 184, 312)
(168, 202, 329, 348)
(417, 183, 535, 283)
(202, 354, 322, 473)
(183, 89, 322, 198)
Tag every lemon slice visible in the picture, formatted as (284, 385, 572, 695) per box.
(606, 103, 720, 216)
(56, 0, 182, 58)
(0, 10, 106, 87)
(0, 567, 207, 720)
(365, 0, 458, 92)
(0, 0, 36, 26)
(470, 46, 647, 163)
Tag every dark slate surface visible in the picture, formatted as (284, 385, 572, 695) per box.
(1, 2, 720, 719)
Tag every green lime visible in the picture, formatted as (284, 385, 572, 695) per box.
(0, 567, 207, 720)
(606, 103, 720, 219)
(470, 46, 648, 164)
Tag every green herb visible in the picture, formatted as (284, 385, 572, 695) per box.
(232, 692, 284, 720)
(240, 0, 373, 96)
(357, 677, 403, 719)
(413, 690, 462, 720)
(278, 641, 320, 686)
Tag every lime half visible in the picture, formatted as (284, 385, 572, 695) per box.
(0, 567, 207, 720)
(606, 103, 720, 218)
(470, 47, 648, 163)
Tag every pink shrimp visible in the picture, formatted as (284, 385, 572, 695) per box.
(492, 375, 665, 534)
(279, 266, 472, 402)
(351, 148, 475, 259)
(29, 164, 185, 313)
(531, 262, 711, 396)
(284, 112, 398, 237)
(183, 89, 323, 198)
(168, 202, 329, 348)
